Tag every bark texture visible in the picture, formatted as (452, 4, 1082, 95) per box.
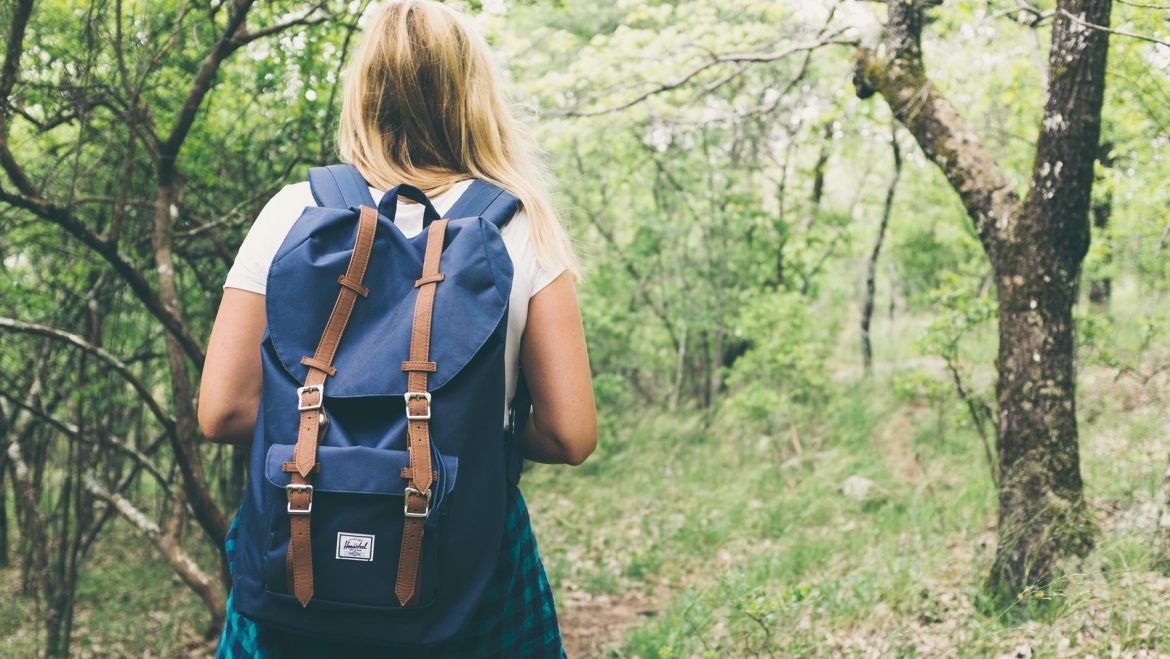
(855, 0, 1112, 599)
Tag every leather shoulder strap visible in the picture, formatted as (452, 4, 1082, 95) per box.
(285, 205, 380, 608)
(308, 164, 377, 210)
(443, 180, 520, 228)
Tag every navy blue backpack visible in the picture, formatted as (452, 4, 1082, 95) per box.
(231, 164, 528, 646)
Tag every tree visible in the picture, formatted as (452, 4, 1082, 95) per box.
(0, 0, 362, 648)
(854, 0, 1112, 599)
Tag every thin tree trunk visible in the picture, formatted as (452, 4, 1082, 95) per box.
(887, 262, 898, 322)
(670, 321, 687, 412)
(861, 126, 902, 375)
(1087, 144, 1114, 308)
(0, 473, 8, 569)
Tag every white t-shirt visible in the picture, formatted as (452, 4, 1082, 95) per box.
(223, 179, 565, 427)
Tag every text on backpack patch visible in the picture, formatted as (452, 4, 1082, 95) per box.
(336, 532, 375, 561)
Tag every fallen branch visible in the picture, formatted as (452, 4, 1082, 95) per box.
(83, 473, 226, 637)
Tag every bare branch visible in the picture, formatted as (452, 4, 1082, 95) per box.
(1115, 0, 1170, 8)
(83, 473, 225, 630)
(548, 29, 856, 117)
(0, 0, 35, 132)
(990, 3, 1054, 26)
(160, 0, 256, 161)
(12, 93, 108, 132)
(0, 317, 176, 432)
(160, 1, 343, 162)
(233, 2, 341, 45)
(0, 391, 172, 491)
(0, 185, 207, 365)
(1059, 8, 1170, 47)
(853, 0, 1019, 257)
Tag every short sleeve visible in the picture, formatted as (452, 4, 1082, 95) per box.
(528, 250, 566, 297)
(223, 182, 315, 295)
(501, 208, 567, 299)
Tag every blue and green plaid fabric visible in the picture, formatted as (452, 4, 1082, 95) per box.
(216, 484, 565, 658)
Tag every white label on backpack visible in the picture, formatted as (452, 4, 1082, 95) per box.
(336, 532, 375, 561)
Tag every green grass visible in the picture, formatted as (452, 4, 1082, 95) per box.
(4, 295, 1170, 656)
(521, 296, 1170, 656)
(0, 520, 212, 657)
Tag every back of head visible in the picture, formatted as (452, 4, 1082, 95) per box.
(339, 0, 578, 277)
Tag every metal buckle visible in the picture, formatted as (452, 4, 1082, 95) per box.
(403, 486, 432, 518)
(403, 391, 431, 421)
(286, 483, 314, 515)
(297, 384, 325, 412)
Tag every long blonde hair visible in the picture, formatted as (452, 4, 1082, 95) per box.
(338, 0, 579, 278)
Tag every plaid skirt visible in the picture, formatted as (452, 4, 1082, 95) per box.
(216, 484, 565, 658)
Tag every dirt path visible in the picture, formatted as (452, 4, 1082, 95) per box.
(558, 589, 658, 657)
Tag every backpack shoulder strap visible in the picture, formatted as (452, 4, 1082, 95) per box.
(308, 164, 377, 210)
(443, 180, 520, 228)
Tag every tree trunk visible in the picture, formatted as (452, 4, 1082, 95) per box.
(855, 0, 1111, 602)
(988, 0, 1111, 596)
(153, 171, 229, 580)
(0, 459, 8, 569)
(1087, 195, 1112, 307)
(1088, 141, 1115, 307)
(991, 246, 1094, 594)
(861, 127, 902, 375)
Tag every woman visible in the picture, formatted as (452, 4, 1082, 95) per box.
(198, 1, 597, 656)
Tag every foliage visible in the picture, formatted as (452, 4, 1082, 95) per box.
(723, 290, 837, 432)
(1, 0, 1169, 654)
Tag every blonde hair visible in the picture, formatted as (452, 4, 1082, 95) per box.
(338, 0, 579, 278)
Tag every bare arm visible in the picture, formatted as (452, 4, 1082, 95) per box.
(198, 288, 267, 445)
(201, 275, 597, 461)
(518, 273, 598, 466)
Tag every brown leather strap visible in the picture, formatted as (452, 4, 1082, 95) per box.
(337, 275, 369, 297)
(286, 205, 379, 608)
(283, 462, 320, 474)
(299, 356, 337, 377)
(414, 273, 445, 287)
(292, 206, 378, 478)
(400, 360, 437, 372)
(395, 218, 448, 606)
(286, 471, 314, 604)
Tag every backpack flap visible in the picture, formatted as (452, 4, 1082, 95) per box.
(265, 206, 514, 398)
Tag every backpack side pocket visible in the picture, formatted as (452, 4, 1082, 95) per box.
(259, 443, 457, 609)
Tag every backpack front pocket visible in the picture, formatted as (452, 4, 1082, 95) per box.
(259, 443, 458, 609)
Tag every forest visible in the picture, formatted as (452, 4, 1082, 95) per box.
(1, 0, 1169, 656)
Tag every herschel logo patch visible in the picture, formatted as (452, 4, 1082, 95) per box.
(336, 532, 375, 561)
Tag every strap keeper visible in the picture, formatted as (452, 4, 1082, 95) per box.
(338, 275, 370, 297)
(401, 360, 437, 373)
(283, 462, 320, 474)
(300, 356, 337, 376)
(414, 273, 445, 287)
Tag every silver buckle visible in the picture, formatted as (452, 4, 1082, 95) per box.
(404, 391, 431, 421)
(286, 483, 313, 515)
(297, 384, 324, 411)
(403, 486, 432, 518)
